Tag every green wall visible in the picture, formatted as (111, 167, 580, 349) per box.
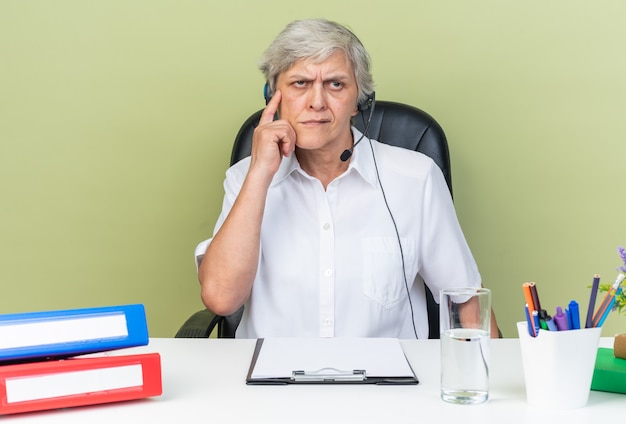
(1, 1, 625, 338)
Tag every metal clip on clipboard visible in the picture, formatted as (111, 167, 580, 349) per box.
(291, 368, 366, 382)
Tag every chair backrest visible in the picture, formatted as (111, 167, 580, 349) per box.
(232, 101, 452, 195)
(221, 100, 451, 339)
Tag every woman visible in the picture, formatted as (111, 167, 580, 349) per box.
(198, 19, 499, 339)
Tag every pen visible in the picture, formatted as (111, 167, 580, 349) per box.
(585, 274, 600, 328)
(545, 316, 558, 331)
(525, 304, 536, 337)
(554, 306, 569, 331)
(538, 309, 549, 330)
(532, 310, 540, 336)
(568, 300, 580, 330)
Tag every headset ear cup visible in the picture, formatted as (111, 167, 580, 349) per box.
(357, 97, 367, 112)
(263, 82, 272, 105)
(358, 92, 375, 112)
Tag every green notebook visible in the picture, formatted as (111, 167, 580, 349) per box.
(591, 348, 626, 394)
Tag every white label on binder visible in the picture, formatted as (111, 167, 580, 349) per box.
(6, 364, 144, 403)
(0, 313, 129, 349)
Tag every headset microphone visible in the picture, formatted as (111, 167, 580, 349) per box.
(340, 148, 353, 162)
(340, 138, 364, 162)
(340, 92, 376, 162)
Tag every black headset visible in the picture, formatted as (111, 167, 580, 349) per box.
(263, 82, 374, 112)
(263, 82, 375, 162)
(341, 91, 375, 161)
(356, 92, 375, 113)
(263, 82, 273, 105)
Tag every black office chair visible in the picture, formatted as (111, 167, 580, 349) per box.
(176, 100, 451, 339)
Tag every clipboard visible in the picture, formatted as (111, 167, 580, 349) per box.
(246, 338, 418, 385)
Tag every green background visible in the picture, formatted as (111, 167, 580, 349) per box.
(2, 1, 625, 338)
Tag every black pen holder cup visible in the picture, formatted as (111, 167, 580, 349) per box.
(517, 322, 602, 409)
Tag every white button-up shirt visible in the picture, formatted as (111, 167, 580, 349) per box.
(209, 127, 481, 339)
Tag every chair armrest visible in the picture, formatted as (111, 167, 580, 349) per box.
(175, 309, 223, 338)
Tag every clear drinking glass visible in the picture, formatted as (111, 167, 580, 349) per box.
(440, 287, 491, 405)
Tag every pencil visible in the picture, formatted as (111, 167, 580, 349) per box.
(592, 273, 625, 327)
(523, 282, 536, 315)
(596, 290, 619, 327)
(592, 290, 614, 327)
(529, 281, 542, 315)
(585, 274, 600, 328)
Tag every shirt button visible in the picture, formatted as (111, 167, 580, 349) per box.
(324, 269, 333, 277)
(323, 222, 331, 230)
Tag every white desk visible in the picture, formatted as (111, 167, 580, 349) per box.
(6, 338, 622, 423)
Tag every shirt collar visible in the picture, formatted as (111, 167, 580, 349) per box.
(270, 127, 379, 188)
(346, 126, 379, 188)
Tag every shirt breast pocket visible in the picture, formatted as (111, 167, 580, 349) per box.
(361, 237, 416, 309)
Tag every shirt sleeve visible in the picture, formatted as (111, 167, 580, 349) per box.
(211, 158, 251, 237)
(417, 160, 482, 296)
